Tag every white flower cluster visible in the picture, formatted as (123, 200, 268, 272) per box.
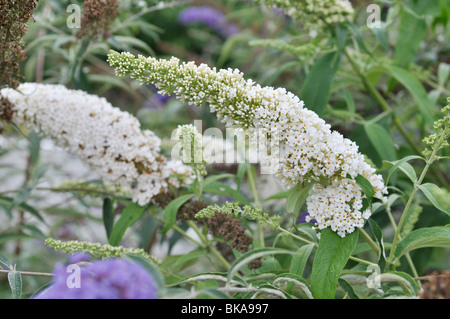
(259, 0, 354, 31)
(108, 51, 388, 237)
(0, 83, 192, 206)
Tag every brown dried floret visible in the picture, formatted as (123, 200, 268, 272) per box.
(76, 0, 119, 40)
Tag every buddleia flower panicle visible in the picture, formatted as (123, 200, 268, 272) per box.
(178, 5, 239, 39)
(108, 50, 387, 237)
(257, 0, 354, 32)
(76, 0, 119, 40)
(0, 0, 38, 90)
(196, 202, 281, 229)
(34, 258, 158, 299)
(196, 207, 261, 268)
(44, 238, 158, 262)
(0, 83, 193, 206)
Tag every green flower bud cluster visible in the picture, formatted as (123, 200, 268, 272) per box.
(45, 238, 157, 263)
(195, 202, 280, 229)
(422, 98, 450, 160)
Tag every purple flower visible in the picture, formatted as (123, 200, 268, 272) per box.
(69, 252, 92, 264)
(178, 6, 239, 38)
(34, 258, 158, 299)
(297, 211, 316, 224)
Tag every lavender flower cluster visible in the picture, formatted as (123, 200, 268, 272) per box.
(34, 257, 158, 299)
(178, 5, 239, 38)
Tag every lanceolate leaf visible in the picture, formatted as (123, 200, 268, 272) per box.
(394, 8, 427, 68)
(162, 194, 195, 234)
(202, 181, 250, 205)
(338, 278, 359, 299)
(285, 183, 313, 217)
(102, 198, 115, 240)
(300, 51, 341, 116)
(8, 270, 22, 299)
(0, 252, 11, 269)
(109, 202, 146, 246)
(364, 122, 396, 163)
(394, 226, 450, 260)
(310, 228, 359, 299)
(368, 218, 386, 271)
(384, 65, 436, 127)
(287, 243, 315, 294)
(355, 175, 375, 199)
(227, 248, 295, 284)
(418, 183, 450, 217)
(384, 155, 424, 184)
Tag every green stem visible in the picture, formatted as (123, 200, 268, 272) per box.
(247, 165, 264, 247)
(359, 228, 380, 256)
(0, 269, 53, 277)
(384, 201, 420, 278)
(387, 133, 445, 265)
(187, 221, 231, 270)
(247, 165, 260, 208)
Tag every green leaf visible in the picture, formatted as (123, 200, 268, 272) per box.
(263, 190, 290, 202)
(236, 163, 249, 191)
(384, 65, 436, 127)
(202, 181, 250, 205)
(344, 22, 373, 57)
(273, 273, 313, 299)
(380, 271, 419, 296)
(368, 219, 386, 271)
(285, 183, 312, 216)
(0, 251, 11, 269)
(310, 228, 359, 299)
(342, 88, 356, 114)
(287, 244, 315, 294)
(227, 248, 295, 284)
(162, 194, 195, 234)
(196, 287, 231, 299)
(109, 35, 155, 56)
(438, 63, 450, 86)
(418, 183, 450, 217)
(294, 223, 319, 242)
(167, 272, 244, 288)
(170, 249, 205, 272)
(355, 175, 375, 199)
(394, 226, 450, 260)
(393, 8, 427, 67)
(384, 155, 424, 184)
(397, 162, 417, 183)
(300, 51, 341, 116)
(102, 198, 115, 240)
(202, 174, 236, 188)
(8, 270, 22, 299)
(0, 196, 45, 223)
(108, 203, 146, 246)
(338, 278, 359, 299)
(364, 122, 396, 163)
